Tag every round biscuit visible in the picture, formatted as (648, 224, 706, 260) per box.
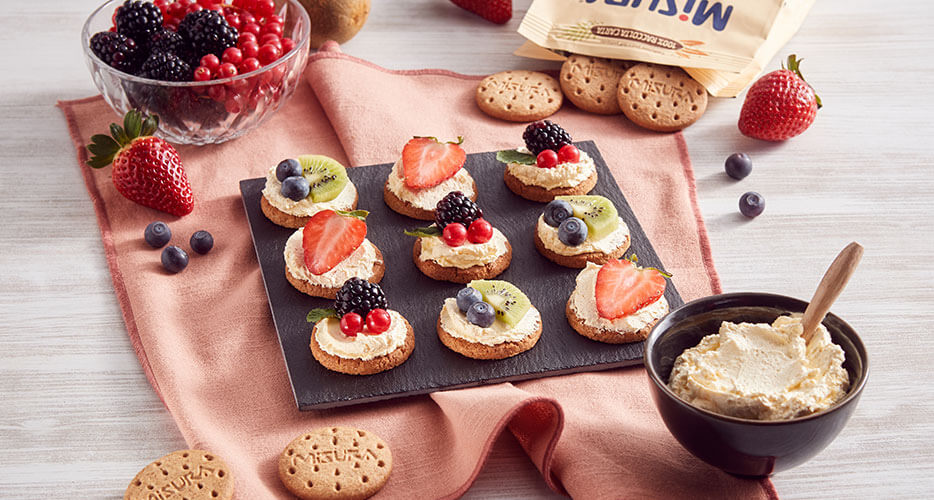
(124, 449, 233, 500)
(617, 64, 708, 132)
(560, 55, 632, 114)
(476, 71, 563, 122)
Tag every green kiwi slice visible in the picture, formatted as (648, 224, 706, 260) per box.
(298, 155, 349, 203)
(468, 280, 531, 328)
(555, 195, 619, 241)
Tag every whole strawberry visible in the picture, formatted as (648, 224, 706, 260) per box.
(87, 110, 194, 216)
(738, 54, 822, 141)
(451, 0, 512, 24)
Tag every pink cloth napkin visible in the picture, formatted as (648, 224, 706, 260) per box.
(58, 43, 777, 499)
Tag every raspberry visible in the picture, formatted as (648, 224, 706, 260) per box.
(435, 191, 482, 229)
(178, 9, 238, 59)
(114, 1, 164, 42)
(89, 31, 142, 74)
(334, 278, 388, 318)
(522, 120, 572, 155)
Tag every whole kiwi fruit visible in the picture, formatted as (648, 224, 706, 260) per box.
(298, 0, 371, 49)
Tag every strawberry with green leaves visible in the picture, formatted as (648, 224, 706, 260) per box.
(87, 110, 193, 216)
(595, 256, 670, 320)
(738, 54, 822, 141)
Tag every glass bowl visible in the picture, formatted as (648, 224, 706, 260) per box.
(81, 0, 311, 145)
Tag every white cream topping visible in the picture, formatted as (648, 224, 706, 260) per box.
(568, 262, 669, 332)
(313, 310, 408, 360)
(506, 150, 596, 189)
(536, 215, 630, 256)
(417, 228, 509, 269)
(668, 315, 850, 421)
(385, 159, 476, 211)
(284, 228, 379, 286)
(262, 166, 357, 216)
(439, 298, 541, 346)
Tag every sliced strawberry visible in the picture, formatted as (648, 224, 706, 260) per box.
(595, 258, 667, 320)
(301, 210, 367, 275)
(401, 136, 466, 189)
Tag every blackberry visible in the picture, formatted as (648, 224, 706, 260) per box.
(90, 31, 142, 74)
(178, 10, 238, 59)
(140, 51, 192, 81)
(334, 278, 388, 318)
(435, 191, 482, 229)
(114, 1, 163, 43)
(522, 120, 573, 155)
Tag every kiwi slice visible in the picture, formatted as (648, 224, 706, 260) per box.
(468, 280, 531, 328)
(298, 155, 349, 203)
(555, 195, 619, 241)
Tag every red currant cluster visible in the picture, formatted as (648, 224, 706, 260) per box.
(442, 218, 493, 247)
(339, 308, 392, 337)
(536, 144, 580, 169)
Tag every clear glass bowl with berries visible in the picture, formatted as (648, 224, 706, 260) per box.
(82, 0, 311, 145)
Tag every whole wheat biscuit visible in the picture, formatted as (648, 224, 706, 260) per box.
(533, 227, 629, 268)
(436, 311, 542, 360)
(412, 237, 512, 283)
(617, 64, 708, 132)
(286, 246, 385, 299)
(566, 299, 662, 344)
(279, 427, 392, 500)
(382, 179, 478, 221)
(503, 166, 598, 203)
(476, 71, 563, 122)
(560, 55, 633, 115)
(310, 316, 415, 375)
(261, 192, 360, 229)
(124, 449, 233, 500)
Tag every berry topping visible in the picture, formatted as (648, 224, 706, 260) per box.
(450, 0, 513, 24)
(144, 221, 172, 248)
(522, 120, 572, 155)
(280, 176, 309, 201)
(301, 210, 367, 275)
(738, 54, 821, 141)
(466, 218, 493, 244)
(456, 286, 483, 313)
(725, 153, 752, 180)
(557, 144, 580, 164)
(466, 301, 495, 328)
(595, 257, 668, 320)
(468, 280, 531, 328)
(140, 51, 192, 81)
(435, 191, 482, 229)
(555, 195, 619, 242)
(276, 158, 302, 181)
(739, 191, 765, 218)
(115, 0, 164, 43)
(365, 308, 392, 335)
(401, 136, 466, 189)
(442, 222, 468, 247)
(178, 9, 239, 59)
(90, 32, 142, 74)
(543, 199, 573, 228)
(189, 230, 214, 254)
(161, 245, 189, 273)
(558, 217, 588, 246)
(536, 149, 558, 169)
(339, 312, 363, 337)
(335, 278, 388, 318)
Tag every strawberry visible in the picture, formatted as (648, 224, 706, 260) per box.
(738, 54, 822, 141)
(451, 0, 512, 24)
(595, 256, 669, 320)
(301, 209, 368, 275)
(401, 136, 466, 189)
(86, 110, 193, 216)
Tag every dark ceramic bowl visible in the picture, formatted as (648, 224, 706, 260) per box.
(644, 293, 868, 477)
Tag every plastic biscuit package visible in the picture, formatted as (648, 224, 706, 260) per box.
(516, 0, 816, 97)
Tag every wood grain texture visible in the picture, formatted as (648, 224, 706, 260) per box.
(1, 0, 932, 498)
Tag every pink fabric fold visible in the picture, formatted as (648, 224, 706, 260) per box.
(57, 43, 776, 499)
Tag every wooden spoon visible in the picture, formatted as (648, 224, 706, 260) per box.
(801, 242, 864, 344)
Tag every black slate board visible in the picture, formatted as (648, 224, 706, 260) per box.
(240, 141, 683, 410)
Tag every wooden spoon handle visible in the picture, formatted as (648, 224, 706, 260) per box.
(802, 242, 864, 343)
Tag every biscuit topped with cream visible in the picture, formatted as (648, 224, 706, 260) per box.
(384, 136, 477, 220)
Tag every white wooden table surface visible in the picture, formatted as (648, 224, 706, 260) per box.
(2, 0, 932, 498)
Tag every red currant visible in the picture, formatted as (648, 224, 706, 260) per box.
(237, 32, 257, 46)
(339, 312, 363, 337)
(200, 54, 220, 72)
(240, 41, 260, 59)
(466, 218, 493, 244)
(442, 223, 468, 247)
(238, 57, 260, 73)
(217, 62, 238, 78)
(265, 14, 284, 25)
(167, 2, 185, 20)
(260, 33, 282, 47)
(193, 66, 212, 81)
(222, 47, 243, 65)
(207, 84, 226, 101)
(254, 0, 276, 16)
(241, 22, 261, 36)
(536, 149, 558, 169)
(280, 37, 296, 54)
(197, 0, 218, 7)
(240, 11, 257, 26)
(258, 43, 281, 65)
(225, 13, 242, 29)
(557, 144, 580, 164)
(185, 4, 203, 15)
(365, 309, 392, 335)
(262, 22, 283, 38)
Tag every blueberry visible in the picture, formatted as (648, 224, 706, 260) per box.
(276, 158, 302, 181)
(189, 230, 214, 254)
(144, 221, 172, 248)
(543, 199, 573, 227)
(161, 245, 189, 273)
(456, 287, 484, 313)
(466, 301, 495, 328)
(739, 191, 765, 218)
(280, 175, 310, 201)
(725, 153, 752, 180)
(558, 217, 588, 246)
